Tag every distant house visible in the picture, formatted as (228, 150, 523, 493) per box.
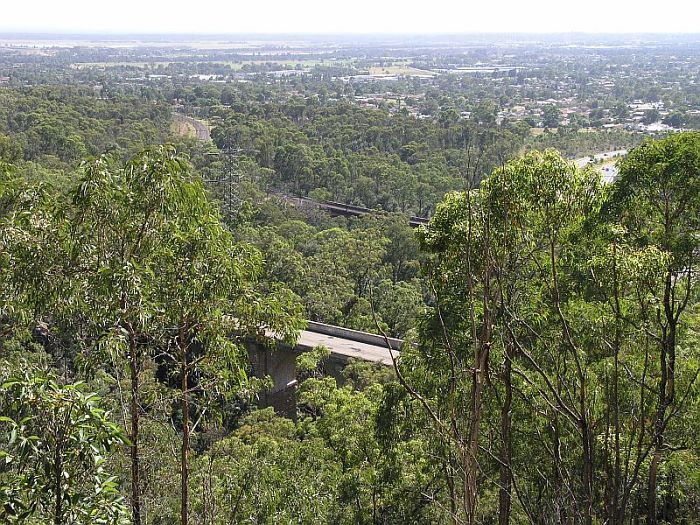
(0, 77, 10, 84)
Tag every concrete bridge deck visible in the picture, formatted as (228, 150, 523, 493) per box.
(250, 321, 402, 414)
(296, 321, 401, 365)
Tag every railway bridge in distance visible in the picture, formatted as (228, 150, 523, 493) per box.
(280, 196, 430, 228)
(318, 201, 429, 228)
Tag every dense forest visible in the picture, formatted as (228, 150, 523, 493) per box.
(1, 130, 698, 524)
(0, 86, 170, 165)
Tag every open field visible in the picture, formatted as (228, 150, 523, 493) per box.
(171, 113, 211, 141)
(529, 127, 559, 136)
(170, 118, 197, 139)
(368, 65, 436, 76)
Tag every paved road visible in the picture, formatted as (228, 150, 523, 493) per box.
(297, 329, 397, 365)
(575, 150, 627, 184)
(574, 149, 628, 168)
(173, 113, 211, 141)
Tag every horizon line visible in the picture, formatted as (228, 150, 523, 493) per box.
(2, 30, 700, 37)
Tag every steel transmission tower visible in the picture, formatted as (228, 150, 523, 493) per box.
(205, 145, 242, 223)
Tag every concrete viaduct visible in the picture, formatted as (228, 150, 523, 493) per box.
(247, 321, 402, 414)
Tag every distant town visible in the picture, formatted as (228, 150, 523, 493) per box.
(2, 33, 698, 136)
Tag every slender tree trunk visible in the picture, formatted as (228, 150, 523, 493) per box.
(464, 406, 481, 525)
(465, 268, 492, 525)
(552, 413, 564, 524)
(180, 326, 190, 525)
(647, 274, 677, 525)
(54, 447, 63, 525)
(647, 449, 661, 525)
(604, 381, 612, 521)
(610, 243, 622, 525)
(498, 347, 513, 525)
(127, 325, 142, 525)
(581, 414, 594, 525)
(119, 288, 143, 525)
(647, 345, 673, 525)
(550, 236, 594, 525)
(611, 333, 622, 524)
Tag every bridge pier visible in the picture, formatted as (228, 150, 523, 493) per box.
(247, 341, 298, 416)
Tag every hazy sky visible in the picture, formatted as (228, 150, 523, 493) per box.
(1, 0, 699, 34)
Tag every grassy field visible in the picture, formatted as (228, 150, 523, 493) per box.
(368, 65, 436, 76)
(529, 127, 560, 136)
(170, 119, 197, 139)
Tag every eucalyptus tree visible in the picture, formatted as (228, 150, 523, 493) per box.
(411, 180, 496, 525)
(69, 145, 304, 525)
(1, 165, 131, 524)
(0, 371, 128, 525)
(189, 408, 340, 525)
(583, 228, 671, 523)
(482, 151, 605, 524)
(69, 146, 194, 525)
(0, 162, 66, 325)
(411, 150, 604, 524)
(410, 140, 698, 524)
(605, 132, 700, 523)
(147, 172, 303, 525)
(0, 162, 25, 313)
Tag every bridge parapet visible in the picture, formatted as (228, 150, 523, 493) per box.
(304, 320, 402, 351)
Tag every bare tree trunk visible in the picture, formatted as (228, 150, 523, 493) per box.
(610, 343, 623, 525)
(127, 325, 142, 525)
(552, 405, 564, 523)
(612, 273, 622, 524)
(647, 449, 661, 525)
(581, 414, 594, 525)
(498, 347, 513, 525)
(464, 368, 483, 525)
(464, 380, 483, 525)
(465, 261, 492, 525)
(180, 326, 190, 525)
(647, 273, 677, 525)
(647, 346, 673, 525)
